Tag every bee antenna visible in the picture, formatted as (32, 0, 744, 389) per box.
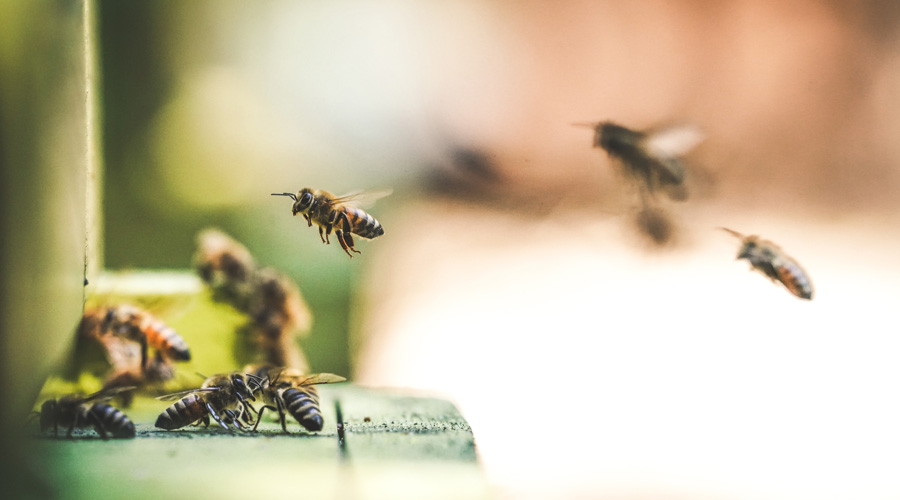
(570, 121, 599, 129)
(271, 192, 298, 201)
(717, 227, 745, 239)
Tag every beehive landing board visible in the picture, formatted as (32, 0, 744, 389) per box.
(28, 384, 491, 500)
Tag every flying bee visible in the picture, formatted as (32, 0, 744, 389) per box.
(575, 121, 704, 200)
(36, 387, 136, 439)
(100, 304, 191, 370)
(245, 364, 345, 433)
(271, 188, 389, 257)
(720, 227, 814, 300)
(155, 371, 262, 432)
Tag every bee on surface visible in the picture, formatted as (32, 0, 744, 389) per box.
(155, 372, 262, 431)
(720, 227, 814, 300)
(245, 364, 345, 433)
(37, 387, 136, 439)
(271, 188, 388, 257)
(576, 121, 704, 200)
(100, 304, 191, 370)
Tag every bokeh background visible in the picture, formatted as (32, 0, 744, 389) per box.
(4, 1, 900, 499)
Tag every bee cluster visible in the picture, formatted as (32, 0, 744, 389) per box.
(580, 121, 813, 300)
(34, 155, 812, 439)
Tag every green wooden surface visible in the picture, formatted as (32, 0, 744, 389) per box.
(29, 384, 490, 500)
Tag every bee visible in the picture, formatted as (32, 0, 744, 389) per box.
(720, 227, 814, 300)
(575, 121, 704, 200)
(271, 188, 388, 257)
(155, 372, 262, 431)
(245, 364, 345, 433)
(37, 387, 136, 439)
(100, 304, 191, 370)
(194, 229, 258, 311)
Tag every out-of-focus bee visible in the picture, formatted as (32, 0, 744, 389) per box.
(37, 387, 136, 439)
(193, 229, 312, 371)
(720, 227, 814, 300)
(155, 372, 262, 431)
(194, 228, 258, 311)
(100, 304, 191, 369)
(271, 188, 388, 257)
(575, 121, 704, 200)
(245, 364, 345, 433)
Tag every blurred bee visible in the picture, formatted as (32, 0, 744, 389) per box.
(37, 387, 136, 439)
(100, 304, 191, 370)
(575, 121, 704, 200)
(155, 372, 262, 432)
(271, 188, 388, 257)
(194, 228, 258, 311)
(193, 229, 312, 372)
(245, 364, 345, 433)
(720, 227, 814, 300)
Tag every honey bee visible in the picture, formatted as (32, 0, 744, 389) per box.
(576, 121, 704, 200)
(245, 364, 345, 433)
(155, 372, 262, 432)
(720, 227, 814, 300)
(100, 304, 191, 369)
(193, 229, 312, 371)
(37, 387, 136, 439)
(271, 188, 388, 257)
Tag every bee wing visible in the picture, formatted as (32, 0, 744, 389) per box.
(83, 385, 138, 403)
(297, 373, 347, 386)
(641, 125, 704, 159)
(155, 387, 220, 401)
(331, 189, 393, 209)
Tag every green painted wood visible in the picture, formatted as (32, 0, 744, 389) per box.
(29, 385, 491, 500)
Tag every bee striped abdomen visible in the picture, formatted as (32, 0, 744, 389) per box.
(144, 319, 191, 361)
(89, 403, 136, 438)
(774, 258, 813, 300)
(343, 207, 384, 239)
(156, 394, 207, 430)
(283, 387, 324, 431)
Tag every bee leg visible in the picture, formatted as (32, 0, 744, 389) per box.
(205, 402, 233, 432)
(88, 414, 110, 441)
(336, 231, 353, 257)
(336, 213, 360, 256)
(323, 224, 334, 244)
(252, 405, 277, 431)
(275, 398, 289, 433)
(303, 214, 312, 227)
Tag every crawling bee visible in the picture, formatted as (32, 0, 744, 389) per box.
(37, 387, 136, 439)
(271, 188, 388, 257)
(101, 304, 191, 369)
(246, 364, 345, 433)
(155, 372, 262, 432)
(720, 227, 814, 300)
(576, 121, 704, 200)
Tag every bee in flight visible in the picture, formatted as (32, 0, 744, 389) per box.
(100, 304, 191, 370)
(271, 188, 388, 257)
(155, 372, 262, 432)
(575, 121, 704, 200)
(245, 364, 345, 433)
(36, 387, 136, 439)
(720, 227, 814, 300)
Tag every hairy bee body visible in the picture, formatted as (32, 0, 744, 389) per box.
(272, 188, 385, 257)
(721, 228, 814, 300)
(39, 389, 136, 439)
(155, 372, 260, 431)
(101, 305, 191, 367)
(580, 121, 703, 200)
(246, 364, 345, 433)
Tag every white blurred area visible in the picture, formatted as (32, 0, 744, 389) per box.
(142, 1, 900, 498)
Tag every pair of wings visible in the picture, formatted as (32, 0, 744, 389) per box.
(320, 189, 393, 209)
(155, 372, 346, 402)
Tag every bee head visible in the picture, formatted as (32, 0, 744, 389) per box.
(272, 189, 315, 215)
(737, 239, 758, 260)
(232, 374, 259, 401)
(597, 122, 640, 153)
(39, 400, 57, 432)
